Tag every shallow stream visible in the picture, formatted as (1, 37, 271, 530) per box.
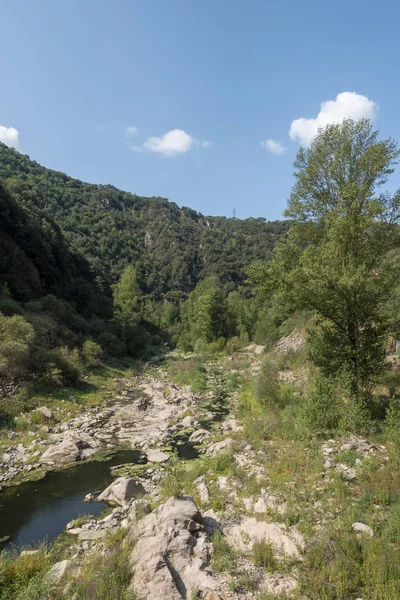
(0, 449, 140, 551)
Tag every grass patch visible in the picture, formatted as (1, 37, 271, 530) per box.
(211, 531, 237, 573)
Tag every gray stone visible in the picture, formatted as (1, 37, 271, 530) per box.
(206, 437, 234, 456)
(41, 439, 83, 465)
(189, 429, 211, 443)
(324, 458, 336, 469)
(146, 449, 170, 463)
(352, 522, 373, 537)
(47, 560, 81, 584)
(98, 477, 147, 507)
(38, 406, 52, 419)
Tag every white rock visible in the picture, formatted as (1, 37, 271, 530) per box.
(38, 406, 52, 419)
(206, 437, 234, 456)
(352, 522, 373, 537)
(189, 429, 211, 443)
(41, 439, 91, 465)
(47, 560, 81, 584)
(325, 458, 336, 469)
(146, 449, 170, 463)
(98, 477, 147, 507)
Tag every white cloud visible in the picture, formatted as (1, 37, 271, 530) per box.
(143, 129, 194, 156)
(201, 140, 211, 148)
(124, 125, 138, 136)
(0, 125, 19, 148)
(261, 139, 286, 155)
(289, 92, 378, 146)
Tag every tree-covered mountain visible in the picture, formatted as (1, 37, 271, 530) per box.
(0, 142, 288, 299)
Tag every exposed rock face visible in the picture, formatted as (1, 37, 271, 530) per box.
(97, 477, 147, 507)
(47, 560, 81, 583)
(40, 438, 92, 465)
(146, 449, 170, 463)
(206, 437, 234, 456)
(130, 496, 217, 599)
(275, 330, 304, 354)
(226, 517, 304, 558)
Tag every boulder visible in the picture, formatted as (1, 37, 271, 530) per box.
(98, 477, 146, 507)
(47, 560, 81, 584)
(41, 439, 88, 465)
(206, 437, 234, 456)
(352, 522, 373, 537)
(38, 406, 52, 419)
(189, 429, 211, 443)
(146, 449, 170, 463)
(130, 496, 218, 599)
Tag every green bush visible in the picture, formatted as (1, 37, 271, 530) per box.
(253, 540, 277, 571)
(0, 313, 35, 380)
(81, 339, 102, 366)
(383, 400, 400, 462)
(43, 346, 81, 385)
(300, 376, 343, 434)
(253, 354, 281, 407)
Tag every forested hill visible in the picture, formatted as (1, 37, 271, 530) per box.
(0, 143, 288, 299)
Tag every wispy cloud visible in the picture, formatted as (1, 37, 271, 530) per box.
(126, 143, 143, 153)
(201, 140, 211, 148)
(0, 125, 19, 148)
(124, 125, 138, 136)
(261, 139, 286, 155)
(289, 92, 378, 146)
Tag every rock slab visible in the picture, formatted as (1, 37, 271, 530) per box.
(98, 477, 146, 507)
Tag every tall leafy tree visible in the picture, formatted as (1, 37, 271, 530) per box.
(262, 119, 400, 397)
(113, 264, 140, 351)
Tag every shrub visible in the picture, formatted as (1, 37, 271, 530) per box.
(300, 376, 342, 434)
(253, 540, 277, 572)
(211, 531, 237, 572)
(253, 355, 281, 407)
(383, 399, 400, 462)
(0, 313, 35, 380)
(43, 347, 81, 385)
(81, 339, 102, 366)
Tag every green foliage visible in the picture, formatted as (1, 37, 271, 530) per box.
(253, 354, 281, 406)
(0, 142, 287, 299)
(299, 376, 343, 434)
(383, 399, 400, 462)
(253, 540, 277, 572)
(167, 359, 207, 392)
(81, 339, 102, 366)
(0, 314, 34, 380)
(0, 545, 53, 600)
(258, 119, 400, 402)
(211, 530, 237, 573)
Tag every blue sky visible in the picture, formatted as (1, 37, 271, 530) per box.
(1, 0, 400, 220)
